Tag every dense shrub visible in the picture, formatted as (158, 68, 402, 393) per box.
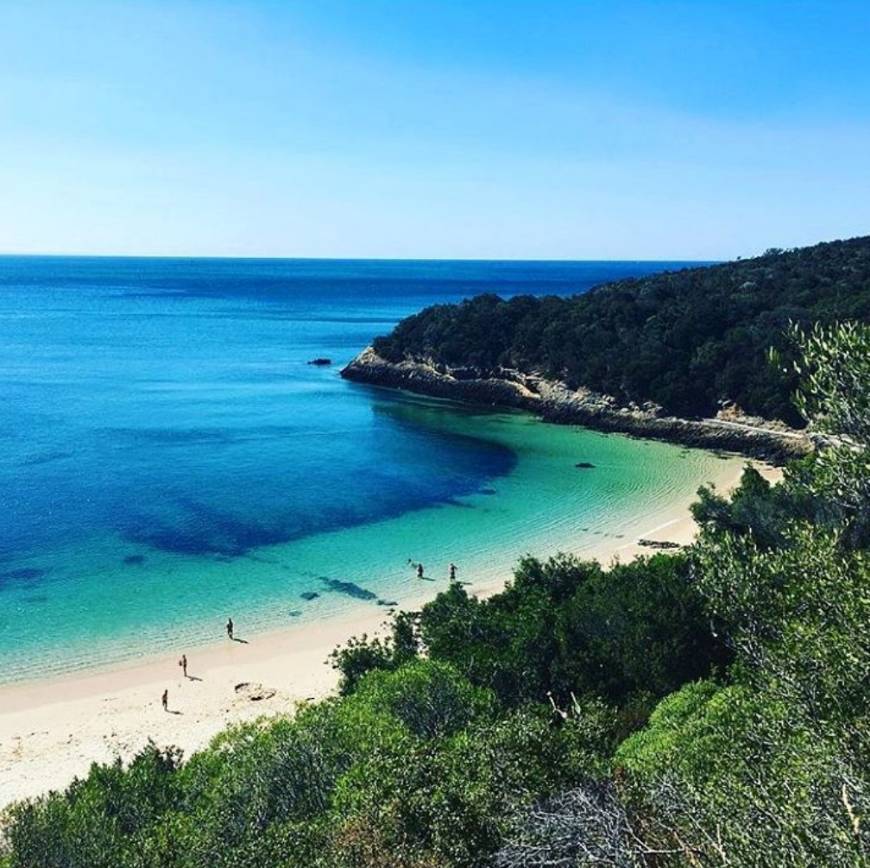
(374, 237, 870, 424)
(416, 552, 729, 711)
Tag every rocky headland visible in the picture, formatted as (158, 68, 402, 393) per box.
(341, 347, 813, 464)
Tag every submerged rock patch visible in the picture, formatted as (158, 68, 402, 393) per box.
(320, 577, 377, 601)
(0, 567, 46, 588)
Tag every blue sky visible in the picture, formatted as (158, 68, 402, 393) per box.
(1, 1, 869, 259)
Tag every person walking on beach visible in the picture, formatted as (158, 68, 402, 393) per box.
(179, 654, 188, 678)
(226, 617, 234, 640)
(161, 689, 169, 712)
(449, 562, 457, 582)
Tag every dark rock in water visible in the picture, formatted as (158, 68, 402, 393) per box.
(321, 577, 377, 600)
(25, 594, 49, 604)
(123, 554, 146, 565)
(575, 461, 596, 469)
(377, 598, 398, 607)
(21, 450, 73, 467)
(0, 567, 46, 587)
(288, 610, 302, 617)
(300, 591, 320, 601)
(638, 539, 681, 549)
(479, 487, 497, 495)
(307, 357, 332, 366)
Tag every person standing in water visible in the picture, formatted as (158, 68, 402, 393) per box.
(416, 563, 424, 579)
(179, 654, 188, 678)
(226, 617, 234, 640)
(161, 689, 169, 712)
(449, 562, 457, 582)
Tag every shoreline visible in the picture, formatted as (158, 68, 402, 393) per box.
(0, 458, 779, 809)
(341, 347, 813, 465)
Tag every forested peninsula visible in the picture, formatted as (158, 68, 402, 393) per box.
(343, 237, 870, 461)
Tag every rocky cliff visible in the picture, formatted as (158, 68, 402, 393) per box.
(341, 347, 813, 464)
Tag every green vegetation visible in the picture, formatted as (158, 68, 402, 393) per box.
(373, 237, 870, 425)
(2, 322, 868, 866)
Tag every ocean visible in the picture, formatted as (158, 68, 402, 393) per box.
(0, 256, 721, 682)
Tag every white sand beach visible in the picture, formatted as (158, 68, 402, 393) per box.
(0, 461, 780, 809)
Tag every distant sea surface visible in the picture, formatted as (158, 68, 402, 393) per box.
(0, 257, 715, 682)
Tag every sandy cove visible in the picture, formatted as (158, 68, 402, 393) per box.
(0, 461, 781, 809)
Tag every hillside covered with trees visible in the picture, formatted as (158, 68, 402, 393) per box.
(3, 323, 868, 867)
(372, 237, 870, 425)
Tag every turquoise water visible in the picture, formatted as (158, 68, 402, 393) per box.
(0, 256, 725, 682)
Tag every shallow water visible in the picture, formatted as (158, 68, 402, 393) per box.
(0, 256, 721, 682)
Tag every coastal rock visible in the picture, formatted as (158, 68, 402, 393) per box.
(234, 682, 277, 702)
(638, 539, 682, 549)
(300, 591, 320, 601)
(341, 347, 813, 465)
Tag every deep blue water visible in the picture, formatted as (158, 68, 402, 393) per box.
(0, 256, 701, 678)
(1, 257, 696, 563)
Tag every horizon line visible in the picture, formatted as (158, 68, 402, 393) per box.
(0, 250, 717, 265)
